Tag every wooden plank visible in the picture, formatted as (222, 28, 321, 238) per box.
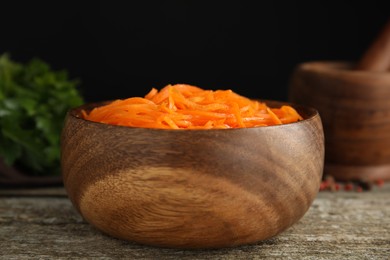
(0, 184, 389, 259)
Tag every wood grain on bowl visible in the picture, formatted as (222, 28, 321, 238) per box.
(60, 101, 324, 249)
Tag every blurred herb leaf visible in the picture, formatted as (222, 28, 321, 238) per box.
(0, 53, 84, 176)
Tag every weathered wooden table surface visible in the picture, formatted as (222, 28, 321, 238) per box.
(1, 183, 389, 260)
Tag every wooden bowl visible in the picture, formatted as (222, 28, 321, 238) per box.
(289, 61, 390, 182)
(0, 155, 62, 187)
(60, 100, 324, 249)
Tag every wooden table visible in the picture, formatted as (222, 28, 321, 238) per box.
(1, 183, 389, 259)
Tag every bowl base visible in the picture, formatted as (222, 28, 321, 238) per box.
(325, 163, 390, 182)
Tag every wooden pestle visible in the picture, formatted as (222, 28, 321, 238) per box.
(356, 17, 390, 72)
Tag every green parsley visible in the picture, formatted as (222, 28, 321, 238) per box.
(0, 53, 84, 176)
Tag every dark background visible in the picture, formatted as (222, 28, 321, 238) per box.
(1, 1, 389, 103)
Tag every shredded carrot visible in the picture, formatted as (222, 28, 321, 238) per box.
(82, 84, 303, 129)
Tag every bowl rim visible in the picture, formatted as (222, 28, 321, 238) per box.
(66, 99, 321, 132)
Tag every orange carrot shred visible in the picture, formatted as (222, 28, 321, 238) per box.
(82, 84, 303, 129)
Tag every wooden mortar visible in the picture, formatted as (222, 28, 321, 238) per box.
(288, 18, 390, 182)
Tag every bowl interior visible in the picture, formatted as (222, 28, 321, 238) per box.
(69, 99, 319, 126)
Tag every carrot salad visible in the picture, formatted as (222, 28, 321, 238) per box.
(82, 84, 303, 129)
